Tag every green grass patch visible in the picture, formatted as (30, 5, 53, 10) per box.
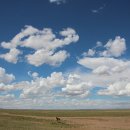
(1, 109, 130, 117)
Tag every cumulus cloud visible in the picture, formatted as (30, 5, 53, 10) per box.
(0, 48, 21, 63)
(0, 94, 15, 101)
(100, 36, 126, 57)
(92, 65, 110, 75)
(0, 34, 130, 108)
(83, 49, 95, 57)
(98, 82, 130, 96)
(1, 25, 39, 49)
(0, 83, 15, 92)
(26, 50, 69, 67)
(0, 70, 94, 101)
(16, 72, 65, 98)
(78, 57, 130, 74)
(78, 36, 130, 97)
(0, 68, 130, 108)
(62, 74, 93, 97)
(1, 92, 130, 109)
(78, 57, 130, 87)
(0, 26, 79, 66)
(0, 67, 15, 84)
(82, 36, 126, 58)
(0, 72, 65, 105)
(28, 71, 39, 79)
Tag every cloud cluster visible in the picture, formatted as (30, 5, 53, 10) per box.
(62, 74, 93, 97)
(84, 36, 126, 58)
(0, 71, 91, 109)
(0, 67, 15, 84)
(0, 48, 21, 64)
(98, 82, 130, 96)
(0, 33, 130, 109)
(78, 57, 130, 75)
(100, 37, 126, 57)
(0, 71, 94, 99)
(4, 70, 128, 109)
(78, 36, 130, 97)
(0, 26, 79, 66)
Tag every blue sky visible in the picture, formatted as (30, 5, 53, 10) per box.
(0, 0, 130, 109)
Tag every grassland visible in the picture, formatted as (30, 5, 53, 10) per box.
(0, 109, 130, 130)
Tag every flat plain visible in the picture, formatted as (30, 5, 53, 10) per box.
(0, 109, 130, 130)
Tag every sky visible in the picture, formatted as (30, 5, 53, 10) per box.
(0, 0, 130, 109)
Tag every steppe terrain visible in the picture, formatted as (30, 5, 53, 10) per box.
(0, 109, 130, 130)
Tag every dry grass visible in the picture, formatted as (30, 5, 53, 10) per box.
(0, 109, 130, 130)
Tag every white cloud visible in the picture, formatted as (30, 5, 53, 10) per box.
(1, 93, 130, 109)
(83, 49, 95, 57)
(77, 57, 130, 87)
(0, 83, 15, 92)
(1, 69, 130, 108)
(0, 48, 21, 63)
(82, 36, 126, 58)
(78, 57, 130, 71)
(28, 71, 39, 79)
(101, 36, 126, 57)
(0, 67, 15, 84)
(77, 36, 130, 97)
(1, 25, 39, 49)
(26, 50, 69, 67)
(20, 28, 79, 51)
(19, 72, 65, 98)
(98, 82, 130, 96)
(19, 72, 94, 98)
(62, 74, 93, 97)
(0, 26, 79, 66)
(92, 65, 110, 75)
(0, 71, 93, 100)
(0, 72, 64, 99)
(0, 34, 130, 108)
(0, 94, 15, 101)
(49, 0, 66, 5)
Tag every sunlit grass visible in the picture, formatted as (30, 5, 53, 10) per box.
(0, 109, 130, 130)
(1, 109, 130, 117)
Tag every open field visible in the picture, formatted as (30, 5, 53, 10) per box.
(0, 109, 130, 130)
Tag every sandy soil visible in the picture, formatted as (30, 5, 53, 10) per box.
(62, 117, 130, 130)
